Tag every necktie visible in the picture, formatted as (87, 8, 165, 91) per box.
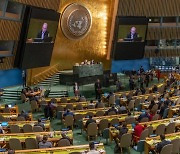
(131, 34, 133, 39)
(42, 32, 44, 39)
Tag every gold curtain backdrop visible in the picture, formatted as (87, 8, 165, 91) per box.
(27, 0, 114, 85)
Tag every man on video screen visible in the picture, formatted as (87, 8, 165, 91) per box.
(37, 23, 49, 39)
(127, 27, 138, 39)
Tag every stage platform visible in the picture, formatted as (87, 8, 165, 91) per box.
(59, 70, 117, 86)
(59, 70, 103, 85)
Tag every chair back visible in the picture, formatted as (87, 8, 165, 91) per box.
(155, 124, 165, 135)
(120, 133, 132, 148)
(160, 144, 173, 154)
(151, 114, 159, 121)
(79, 97, 86, 102)
(147, 125, 153, 136)
(85, 112, 94, 117)
(99, 119, 109, 133)
(108, 111, 116, 115)
(23, 124, 33, 133)
(125, 116, 135, 124)
(66, 104, 73, 110)
(9, 138, 22, 150)
(165, 122, 175, 134)
(56, 106, 64, 112)
(97, 103, 104, 108)
(74, 114, 83, 124)
(50, 98, 57, 103)
(61, 97, 68, 103)
(69, 98, 77, 103)
(110, 118, 119, 126)
(76, 104, 83, 110)
(147, 95, 153, 101)
(64, 115, 74, 128)
(25, 138, 38, 149)
(171, 138, 180, 154)
(140, 129, 149, 140)
(151, 104, 158, 113)
(10, 125, 20, 133)
(128, 100, 135, 111)
(134, 99, 141, 108)
(87, 105, 95, 109)
(17, 116, 26, 121)
(140, 117, 149, 122)
(30, 100, 38, 112)
(96, 111, 105, 117)
(33, 126, 43, 132)
(87, 122, 98, 137)
(109, 95, 115, 106)
(57, 139, 71, 147)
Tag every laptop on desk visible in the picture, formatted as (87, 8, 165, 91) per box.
(33, 38, 43, 42)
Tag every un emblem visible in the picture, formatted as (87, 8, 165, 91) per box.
(61, 3, 92, 40)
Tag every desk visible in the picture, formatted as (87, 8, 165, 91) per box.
(1, 120, 50, 132)
(83, 112, 141, 127)
(15, 143, 105, 154)
(73, 63, 103, 78)
(145, 132, 180, 154)
(109, 117, 180, 142)
(45, 97, 79, 103)
(0, 105, 18, 113)
(0, 130, 73, 147)
(0, 113, 33, 121)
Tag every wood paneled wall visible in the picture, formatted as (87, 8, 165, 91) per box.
(117, 0, 180, 58)
(0, 0, 60, 70)
(13, 0, 60, 11)
(118, 0, 180, 16)
(147, 27, 180, 40)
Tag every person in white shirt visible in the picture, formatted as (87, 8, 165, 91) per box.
(87, 142, 100, 154)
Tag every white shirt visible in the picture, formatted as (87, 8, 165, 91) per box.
(87, 150, 100, 154)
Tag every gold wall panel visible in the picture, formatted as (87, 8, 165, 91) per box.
(28, 0, 114, 84)
(118, 0, 180, 16)
(13, 0, 60, 11)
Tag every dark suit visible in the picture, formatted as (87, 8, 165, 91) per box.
(94, 82, 102, 99)
(127, 32, 138, 39)
(37, 31, 49, 39)
(156, 140, 171, 153)
(85, 118, 96, 128)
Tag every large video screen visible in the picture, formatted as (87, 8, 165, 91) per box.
(112, 17, 148, 60)
(14, 6, 60, 69)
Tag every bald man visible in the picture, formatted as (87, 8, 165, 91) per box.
(127, 27, 138, 40)
(37, 23, 49, 39)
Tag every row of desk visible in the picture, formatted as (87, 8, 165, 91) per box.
(15, 143, 105, 154)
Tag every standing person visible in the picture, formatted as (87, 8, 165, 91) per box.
(94, 79, 102, 99)
(22, 70, 26, 88)
(139, 66, 145, 74)
(116, 79, 122, 92)
(156, 69, 161, 82)
(73, 82, 79, 96)
(145, 73, 150, 87)
(129, 77, 135, 90)
(37, 23, 49, 39)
